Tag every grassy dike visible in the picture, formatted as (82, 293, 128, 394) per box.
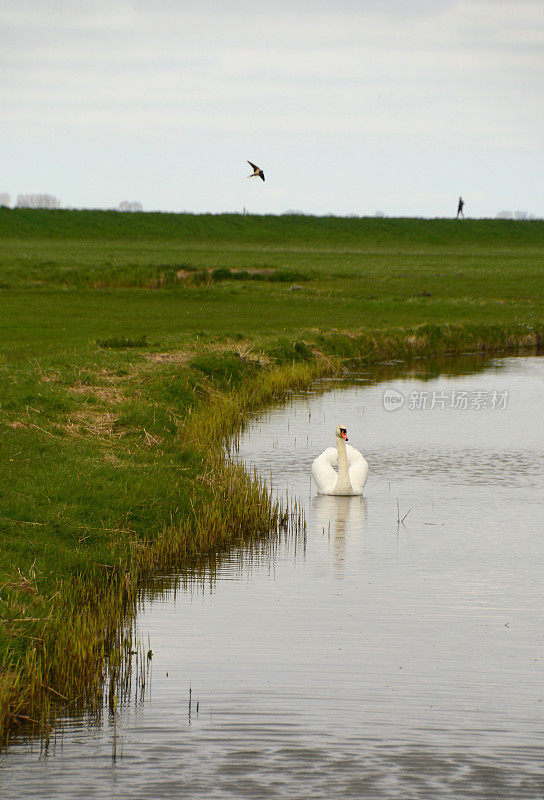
(0, 209, 543, 739)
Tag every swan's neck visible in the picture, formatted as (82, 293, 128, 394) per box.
(335, 436, 352, 493)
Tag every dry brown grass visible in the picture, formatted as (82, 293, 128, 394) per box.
(68, 383, 125, 404)
(64, 410, 120, 438)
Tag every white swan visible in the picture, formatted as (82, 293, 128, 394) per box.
(311, 425, 369, 496)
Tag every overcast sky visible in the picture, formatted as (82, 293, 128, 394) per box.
(1, 0, 543, 217)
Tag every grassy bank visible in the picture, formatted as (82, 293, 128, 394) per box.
(0, 210, 543, 738)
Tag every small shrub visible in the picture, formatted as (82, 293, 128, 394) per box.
(190, 352, 258, 388)
(270, 338, 312, 364)
(210, 268, 232, 282)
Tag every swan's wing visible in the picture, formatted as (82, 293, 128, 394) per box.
(346, 445, 369, 493)
(349, 458, 369, 492)
(345, 444, 364, 464)
(311, 447, 338, 494)
(319, 447, 338, 466)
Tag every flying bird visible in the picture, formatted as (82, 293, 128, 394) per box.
(247, 161, 265, 181)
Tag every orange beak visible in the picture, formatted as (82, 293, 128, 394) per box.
(341, 430, 348, 441)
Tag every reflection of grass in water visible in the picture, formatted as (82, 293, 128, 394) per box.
(30, 483, 305, 752)
(0, 209, 542, 741)
(139, 491, 306, 604)
(0, 448, 295, 741)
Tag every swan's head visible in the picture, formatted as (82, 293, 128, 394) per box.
(335, 425, 348, 441)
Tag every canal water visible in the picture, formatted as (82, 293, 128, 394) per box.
(2, 356, 544, 799)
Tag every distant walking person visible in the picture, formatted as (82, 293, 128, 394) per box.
(457, 196, 465, 219)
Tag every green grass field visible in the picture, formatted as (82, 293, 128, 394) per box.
(1, 210, 543, 357)
(0, 208, 543, 736)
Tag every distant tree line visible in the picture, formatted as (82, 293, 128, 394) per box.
(16, 194, 62, 209)
(0, 194, 144, 212)
(496, 210, 536, 220)
(0, 192, 539, 219)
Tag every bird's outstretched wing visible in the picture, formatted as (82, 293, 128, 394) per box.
(260, 172, 265, 181)
(247, 161, 258, 171)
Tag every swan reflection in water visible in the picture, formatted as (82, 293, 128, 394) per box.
(310, 494, 367, 578)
